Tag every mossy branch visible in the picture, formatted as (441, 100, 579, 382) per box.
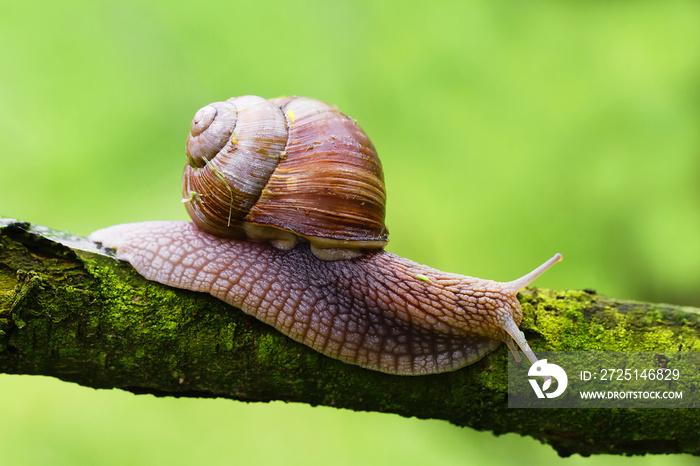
(1, 218, 699, 457)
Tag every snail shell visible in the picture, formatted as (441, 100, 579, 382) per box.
(182, 95, 388, 260)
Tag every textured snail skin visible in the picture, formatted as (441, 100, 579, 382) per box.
(90, 221, 560, 375)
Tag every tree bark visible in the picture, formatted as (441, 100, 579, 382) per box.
(1, 218, 698, 457)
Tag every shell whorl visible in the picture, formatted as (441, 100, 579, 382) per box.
(183, 96, 288, 238)
(182, 96, 388, 257)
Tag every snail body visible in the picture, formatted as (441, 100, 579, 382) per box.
(90, 95, 562, 375)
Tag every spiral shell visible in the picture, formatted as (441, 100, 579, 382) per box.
(182, 95, 388, 260)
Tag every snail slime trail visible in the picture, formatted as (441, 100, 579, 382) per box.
(90, 95, 562, 375)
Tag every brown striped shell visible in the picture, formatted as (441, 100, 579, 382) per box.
(182, 95, 388, 260)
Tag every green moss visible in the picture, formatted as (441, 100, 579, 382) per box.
(518, 288, 700, 355)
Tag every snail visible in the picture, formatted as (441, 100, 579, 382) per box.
(89, 95, 562, 375)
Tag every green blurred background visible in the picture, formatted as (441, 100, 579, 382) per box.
(1, 0, 698, 464)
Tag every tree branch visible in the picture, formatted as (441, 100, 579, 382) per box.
(1, 218, 698, 457)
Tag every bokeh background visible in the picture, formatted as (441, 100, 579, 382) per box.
(1, 1, 699, 464)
